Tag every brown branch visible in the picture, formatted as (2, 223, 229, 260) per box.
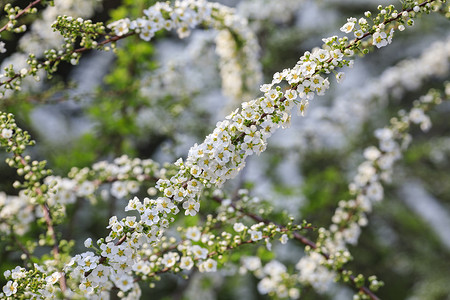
(10, 229, 32, 263)
(211, 196, 380, 300)
(0, 31, 135, 88)
(0, 0, 44, 34)
(11, 152, 68, 293)
(212, 195, 317, 247)
(146, 234, 274, 279)
(0, 0, 435, 91)
(40, 202, 67, 293)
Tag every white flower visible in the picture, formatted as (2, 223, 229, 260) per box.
(336, 72, 345, 83)
(409, 107, 426, 124)
(257, 277, 275, 294)
(375, 128, 393, 141)
(289, 288, 300, 299)
(280, 234, 288, 244)
(0, 41, 6, 53)
(297, 80, 314, 100)
(186, 226, 201, 241)
(314, 49, 330, 62)
(366, 181, 384, 202)
(419, 116, 431, 132)
(301, 61, 317, 77)
(354, 29, 364, 38)
(46, 272, 61, 285)
(124, 216, 137, 228)
(373, 31, 388, 48)
(298, 99, 309, 116)
(363, 146, 381, 161)
(111, 181, 128, 199)
(183, 199, 200, 216)
(1, 128, 12, 139)
(84, 238, 93, 248)
(108, 18, 131, 36)
(77, 181, 95, 197)
(180, 256, 194, 270)
(263, 260, 287, 278)
(248, 230, 262, 241)
(161, 252, 179, 268)
(10, 267, 25, 280)
(340, 21, 355, 33)
(199, 258, 217, 272)
(242, 256, 261, 271)
(342, 222, 361, 245)
(125, 197, 142, 212)
(79, 278, 96, 294)
(191, 245, 208, 260)
(272, 72, 283, 84)
(233, 222, 246, 232)
(100, 242, 117, 258)
(82, 254, 99, 271)
(91, 265, 110, 282)
(127, 181, 139, 193)
(2, 281, 18, 297)
(113, 274, 134, 292)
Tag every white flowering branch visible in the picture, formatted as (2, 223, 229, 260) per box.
(212, 193, 381, 299)
(0, 0, 447, 299)
(0, 112, 68, 294)
(0, 0, 43, 34)
(59, 1, 445, 297)
(297, 85, 448, 299)
(0, 0, 261, 104)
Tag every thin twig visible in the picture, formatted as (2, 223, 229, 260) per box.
(212, 196, 380, 300)
(10, 229, 32, 263)
(0, 0, 44, 34)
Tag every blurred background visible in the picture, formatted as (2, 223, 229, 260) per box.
(0, 0, 449, 299)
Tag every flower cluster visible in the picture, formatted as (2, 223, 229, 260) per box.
(278, 36, 450, 156)
(1, 0, 263, 111)
(0, 0, 100, 97)
(62, 193, 304, 297)
(2, 264, 66, 299)
(109, 0, 262, 104)
(339, 2, 437, 50)
(0, 192, 35, 236)
(0, 1, 446, 299)
(242, 258, 300, 299)
(237, 0, 305, 25)
(297, 85, 448, 297)
(48, 155, 161, 204)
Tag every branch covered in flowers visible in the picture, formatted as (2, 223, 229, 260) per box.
(0, 0, 261, 103)
(0, 0, 447, 299)
(212, 192, 380, 300)
(0, 0, 44, 34)
(296, 85, 449, 299)
(0, 112, 68, 294)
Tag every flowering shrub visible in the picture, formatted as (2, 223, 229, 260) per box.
(0, 0, 449, 299)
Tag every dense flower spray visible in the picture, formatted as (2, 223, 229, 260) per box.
(0, 0, 448, 299)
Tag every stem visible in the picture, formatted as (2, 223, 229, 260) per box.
(10, 229, 32, 263)
(0, 0, 44, 34)
(211, 196, 380, 300)
(41, 202, 67, 293)
(0, 0, 436, 90)
(12, 153, 68, 294)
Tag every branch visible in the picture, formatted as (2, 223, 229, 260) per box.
(0, 0, 43, 34)
(211, 196, 380, 300)
(10, 229, 32, 263)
